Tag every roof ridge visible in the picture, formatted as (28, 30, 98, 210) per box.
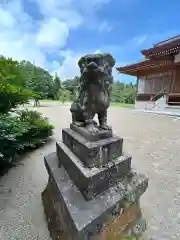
(155, 35, 180, 46)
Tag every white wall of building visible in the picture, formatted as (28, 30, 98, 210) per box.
(137, 77, 146, 93)
(137, 71, 172, 95)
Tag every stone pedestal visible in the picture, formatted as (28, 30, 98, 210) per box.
(42, 127, 148, 240)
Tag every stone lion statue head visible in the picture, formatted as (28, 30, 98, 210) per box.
(78, 53, 115, 84)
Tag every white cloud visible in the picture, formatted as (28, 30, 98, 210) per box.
(51, 51, 81, 79)
(0, 0, 112, 79)
(0, 1, 47, 68)
(36, 18, 69, 47)
(31, 0, 111, 30)
(0, 8, 15, 28)
(31, 0, 83, 29)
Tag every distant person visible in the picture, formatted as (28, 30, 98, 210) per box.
(34, 97, 40, 107)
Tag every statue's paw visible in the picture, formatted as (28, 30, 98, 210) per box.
(87, 125, 99, 133)
(100, 125, 112, 131)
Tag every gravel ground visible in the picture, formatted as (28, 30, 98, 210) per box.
(0, 105, 180, 240)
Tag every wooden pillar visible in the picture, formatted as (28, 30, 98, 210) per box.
(135, 76, 139, 102)
(170, 67, 176, 93)
(145, 75, 147, 93)
(167, 68, 175, 104)
(152, 77, 155, 94)
(162, 74, 164, 91)
(136, 76, 139, 93)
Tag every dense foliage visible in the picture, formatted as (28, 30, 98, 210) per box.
(0, 57, 33, 113)
(61, 76, 79, 102)
(0, 56, 54, 169)
(111, 81, 136, 104)
(20, 60, 56, 100)
(0, 110, 53, 167)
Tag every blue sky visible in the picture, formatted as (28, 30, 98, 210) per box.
(0, 0, 180, 83)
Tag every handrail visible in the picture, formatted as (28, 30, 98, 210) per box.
(151, 96, 165, 110)
(145, 85, 169, 110)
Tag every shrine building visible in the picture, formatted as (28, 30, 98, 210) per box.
(117, 35, 180, 110)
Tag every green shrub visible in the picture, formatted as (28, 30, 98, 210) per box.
(0, 84, 33, 113)
(17, 109, 54, 145)
(0, 114, 27, 166)
(0, 57, 34, 113)
(0, 110, 54, 167)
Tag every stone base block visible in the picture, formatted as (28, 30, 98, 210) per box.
(42, 152, 148, 240)
(62, 128, 123, 167)
(56, 141, 131, 200)
(70, 123, 113, 141)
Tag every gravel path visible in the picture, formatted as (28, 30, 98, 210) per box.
(0, 105, 180, 240)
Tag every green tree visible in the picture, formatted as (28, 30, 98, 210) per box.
(0, 57, 33, 113)
(111, 81, 136, 104)
(20, 61, 54, 99)
(122, 84, 136, 104)
(59, 88, 71, 103)
(63, 76, 79, 101)
(52, 73, 61, 100)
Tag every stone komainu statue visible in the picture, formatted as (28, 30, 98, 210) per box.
(70, 53, 115, 133)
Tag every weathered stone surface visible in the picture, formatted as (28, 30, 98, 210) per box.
(62, 128, 123, 167)
(42, 181, 70, 240)
(70, 123, 113, 141)
(70, 53, 115, 132)
(56, 141, 131, 200)
(97, 202, 141, 240)
(42, 152, 148, 240)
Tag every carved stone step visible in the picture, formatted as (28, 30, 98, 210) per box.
(42, 152, 148, 240)
(56, 141, 131, 200)
(62, 128, 123, 168)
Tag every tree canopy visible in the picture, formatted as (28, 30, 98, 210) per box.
(20, 61, 55, 99)
(0, 57, 33, 113)
(111, 81, 136, 104)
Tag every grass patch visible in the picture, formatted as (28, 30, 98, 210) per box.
(40, 100, 72, 104)
(40, 100, 135, 108)
(111, 102, 135, 108)
(123, 238, 136, 240)
(40, 99, 61, 102)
